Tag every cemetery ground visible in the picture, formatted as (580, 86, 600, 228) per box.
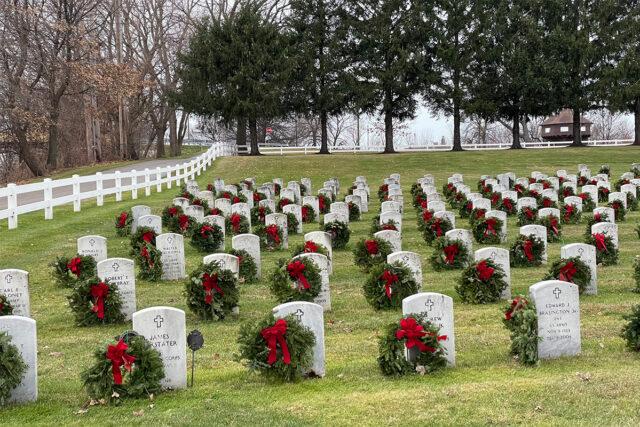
(2, 148, 640, 425)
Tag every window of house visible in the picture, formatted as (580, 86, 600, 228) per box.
(560, 126, 569, 132)
(545, 128, 551, 134)
(581, 126, 586, 131)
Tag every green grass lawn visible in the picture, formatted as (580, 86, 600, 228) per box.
(2, 147, 640, 425)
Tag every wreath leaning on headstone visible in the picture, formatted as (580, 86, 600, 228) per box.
(561, 203, 582, 224)
(578, 192, 596, 212)
(52, 254, 97, 288)
(543, 257, 591, 294)
(353, 237, 393, 271)
(363, 262, 419, 310)
(130, 227, 157, 255)
(81, 333, 165, 403)
(421, 216, 453, 245)
(268, 258, 322, 303)
(498, 198, 517, 216)
(429, 238, 470, 271)
(472, 216, 503, 244)
(190, 197, 210, 212)
(502, 296, 539, 366)
(323, 221, 351, 249)
(538, 215, 562, 243)
(185, 262, 239, 321)
(377, 314, 448, 376)
(114, 210, 133, 236)
(251, 205, 273, 225)
(226, 213, 251, 236)
(469, 208, 487, 228)
(317, 194, 330, 214)
(277, 197, 294, 212)
(161, 205, 183, 228)
(509, 234, 545, 268)
(228, 249, 258, 284)
(607, 200, 626, 221)
(621, 305, 640, 352)
(68, 278, 125, 327)
(347, 202, 361, 221)
(254, 224, 284, 251)
(301, 204, 316, 224)
(291, 241, 331, 261)
(190, 222, 224, 252)
(456, 259, 508, 304)
(586, 233, 619, 266)
(517, 206, 538, 226)
(167, 214, 197, 236)
(0, 331, 27, 406)
(235, 314, 315, 382)
(459, 200, 473, 218)
(584, 211, 610, 238)
(133, 242, 163, 281)
(285, 212, 300, 234)
(0, 294, 13, 316)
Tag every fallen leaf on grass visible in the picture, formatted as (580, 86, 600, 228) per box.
(576, 372, 591, 382)
(133, 409, 144, 417)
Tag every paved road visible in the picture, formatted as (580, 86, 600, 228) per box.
(0, 156, 201, 211)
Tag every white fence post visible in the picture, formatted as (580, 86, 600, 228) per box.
(96, 172, 104, 206)
(72, 174, 81, 212)
(115, 171, 122, 201)
(131, 170, 138, 199)
(7, 183, 18, 229)
(44, 178, 53, 220)
(156, 167, 162, 192)
(166, 167, 172, 189)
(144, 168, 151, 196)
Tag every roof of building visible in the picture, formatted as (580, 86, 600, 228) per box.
(541, 109, 592, 126)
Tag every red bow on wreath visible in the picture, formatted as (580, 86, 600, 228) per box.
(202, 273, 223, 304)
(593, 233, 607, 252)
(301, 206, 309, 220)
(261, 319, 291, 365)
(287, 261, 310, 290)
(444, 244, 459, 265)
(365, 239, 379, 255)
(118, 212, 128, 227)
(67, 257, 82, 277)
(558, 261, 577, 282)
(200, 224, 214, 238)
(491, 193, 500, 205)
(505, 296, 528, 321)
(564, 204, 574, 221)
(380, 270, 398, 299)
(106, 339, 136, 385)
(142, 231, 155, 243)
(579, 193, 588, 201)
(179, 215, 190, 231)
(549, 217, 559, 235)
(475, 209, 485, 219)
(422, 210, 433, 222)
(484, 218, 497, 237)
(91, 281, 109, 319)
(318, 196, 325, 211)
(543, 198, 553, 208)
(431, 218, 443, 237)
(420, 200, 428, 209)
(395, 317, 428, 352)
(523, 240, 535, 262)
(266, 225, 281, 244)
(524, 208, 535, 220)
(503, 199, 513, 211)
(476, 260, 494, 281)
(253, 193, 261, 202)
(304, 241, 318, 253)
(594, 213, 602, 222)
(233, 196, 241, 204)
(230, 214, 242, 233)
(140, 245, 154, 267)
(168, 207, 178, 216)
(382, 223, 397, 231)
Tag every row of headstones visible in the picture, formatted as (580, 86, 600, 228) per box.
(0, 276, 582, 404)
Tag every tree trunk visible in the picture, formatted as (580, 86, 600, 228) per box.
(156, 125, 166, 158)
(511, 113, 523, 149)
(15, 127, 46, 176)
(383, 110, 395, 153)
(248, 117, 260, 155)
(319, 110, 330, 154)
(236, 117, 247, 150)
(169, 110, 179, 156)
(46, 107, 60, 170)
(571, 108, 585, 147)
(451, 102, 462, 151)
(634, 98, 640, 146)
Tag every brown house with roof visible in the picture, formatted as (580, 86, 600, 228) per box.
(540, 109, 592, 141)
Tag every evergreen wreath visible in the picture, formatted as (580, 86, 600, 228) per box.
(443, 182, 457, 199)
(527, 189, 541, 203)
(251, 205, 273, 225)
(317, 194, 330, 214)
(586, 233, 618, 266)
(226, 213, 251, 235)
(429, 238, 470, 271)
(114, 210, 133, 236)
(543, 257, 591, 294)
(274, 182, 282, 196)
(540, 196, 558, 209)
(277, 197, 294, 212)
(130, 226, 157, 255)
(190, 197, 210, 212)
(301, 204, 316, 223)
(68, 278, 125, 326)
(209, 207, 223, 216)
(517, 206, 538, 226)
(218, 192, 246, 204)
(514, 183, 527, 197)
(353, 237, 393, 271)
(421, 216, 453, 245)
(614, 178, 631, 191)
(378, 184, 389, 202)
(502, 296, 539, 366)
(633, 164, 640, 178)
(177, 188, 194, 201)
(577, 192, 596, 212)
(598, 186, 610, 202)
(372, 218, 399, 234)
(167, 214, 196, 236)
(323, 220, 351, 249)
(634, 256, 640, 293)
(0, 294, 13, 316)
(413, 191, 428, 209)
(286, 212, 300, 234)
(254, 224, 284, 251)
(628, 193, 638, 211)
(510, 234, 545, 267)
(584, 211, 610, 238)
(459, 199, 473, 218)
(561, 203, 582, 224)
(52, 254, 97, 288)
(0, 331, 27, 406)
(268, 258, 322, 303)
(252, 191, 266, 204)
(559, 186, 575, 200)
(621, 305, 640, 352)
(185, 262, 239, 320)
(538, 214, 562, 242)
(469, 208, 487, 228)
(472, 216, 503, 244)
(607, 200, 626, 221)
(134, 242, 163, 281)
(291, 241, 331, 260)
(363, 262, 419, 310)
(347, 201, 361, 221)
(599, 164, 611, 177)
(417, 209, 435, 232)
(81, 333, 164, 403)
(489, 191, 501, 208)
(236, 314, 315, 382)
(456, 259, 508, 304)
(161, 205, 183, 228)
(449, 192, 467, 210)
(190, 222, 224, 252)
(377, 314, 447, 376)
(498, 197, 517, 215)
(229, 249, 258, 284)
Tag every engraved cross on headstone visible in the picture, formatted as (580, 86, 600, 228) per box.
(577, 247, 584, 256)
(294, 309, 304, 321)
(553, 287, 562, 299)
(490, 251, 497, 259)
(89, 238, 96, 246)
(167, 236, 174, 244)
(154, 315, 164, 328)
(425, 298, 435, 311)
(5, 274, 12, 284)
(112, 262, 120, 272)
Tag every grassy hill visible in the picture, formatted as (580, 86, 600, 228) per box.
(1, 147, 640, 425)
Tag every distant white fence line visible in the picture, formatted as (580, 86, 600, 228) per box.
(0, 141, 237, 230)
(248, 138, 634, 155)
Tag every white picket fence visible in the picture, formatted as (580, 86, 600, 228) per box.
(0, 141, 237, 230)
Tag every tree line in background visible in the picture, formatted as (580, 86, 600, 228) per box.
(174, 0, 640, 154)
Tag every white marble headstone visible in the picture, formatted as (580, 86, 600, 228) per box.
(0, 269, 30, 317)
(156, 233, 186, 280)
(445, 229, 473, 255)
(77, 235, 108, 263)
(283, 204, 303, 233)
(137, 215, 162, 234)
(203, 253, 240, 279)
(561, 244, 597, 295)
(232, 234, 261, 278)
(474, 247, 510, 299)
(97, 258, 136, 320)
(387, 251, 422, 288)
(294, 253, 331, 311)
(374, 230, 401, 252)
(131, 205, 151, 233)
(520, 224, 548, 262)
(0, 317, 37, 403)
(266, 213, 288, 249)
